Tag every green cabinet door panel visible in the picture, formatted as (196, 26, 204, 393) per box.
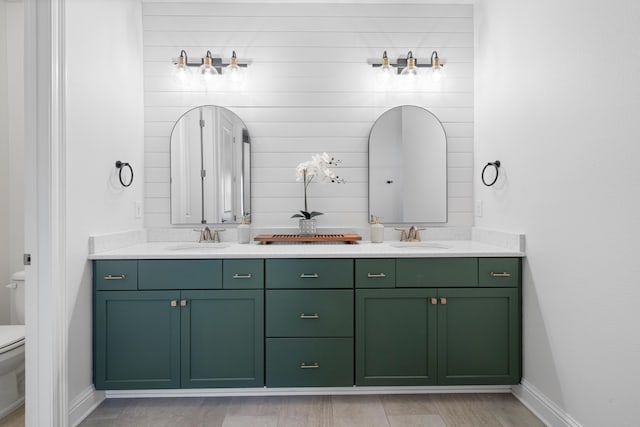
(266, 290, 353, 337)
(265, 259, 354, 288)
(222, 259, 264, 289)
(396, 258, 478, 287)
(478, 258, 521, 288)
(266, 338, 354, 387)
(181, 290, 264, 388)
(437, 288, 520, 385)
(95, 291, 181, 390)
(94, 260, 138, 291)
(355, 289, 437, 386)
(138, 260, 222, 290)
(355, 259, 396, 288)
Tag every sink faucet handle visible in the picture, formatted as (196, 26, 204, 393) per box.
(211, 228, 226, 243)
(395, 228, 409, 242)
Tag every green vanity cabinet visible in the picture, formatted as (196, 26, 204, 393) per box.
(356, 289, 438, 386)
(93, 260, 264, 390)
(94, 290, 181, 389)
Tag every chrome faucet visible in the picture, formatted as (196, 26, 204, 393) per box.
(197, 226, 226, 243)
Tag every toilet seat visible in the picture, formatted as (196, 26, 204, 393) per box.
(0, 326, 25, 355)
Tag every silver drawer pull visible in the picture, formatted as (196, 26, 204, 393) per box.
(300, 273, 319, 279)
(490, 272, 512, 277)
(367, 273, 386, 278)
(300, 362, 320, 369)
(233, 273, 253, 279)
(300, 313, 319, 319)
(103, 274, 126, 280)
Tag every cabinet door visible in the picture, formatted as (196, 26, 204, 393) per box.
(355, 289, 437, 386)
(437, 288, 520, 385)
(94, 291, 181, 390)
(180, 290, 264, 388)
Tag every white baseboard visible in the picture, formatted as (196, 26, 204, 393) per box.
(69, 386, 105, 427)
(106, 384, 512, 398)
(0, 397, 24, 420)
(512, 380, 582, 427)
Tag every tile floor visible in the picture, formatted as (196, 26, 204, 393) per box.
(74, 393, 545, 427)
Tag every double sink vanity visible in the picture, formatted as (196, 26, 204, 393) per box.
(90, 238, 523, 393)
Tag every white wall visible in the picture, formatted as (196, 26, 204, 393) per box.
(0, 0, 9, 323)
(475, 1, 640, 425)
(142, 2, 475, 229)
(65, 0, 144, 402)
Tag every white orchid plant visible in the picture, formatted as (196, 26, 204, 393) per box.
(292, 152, 345, 220)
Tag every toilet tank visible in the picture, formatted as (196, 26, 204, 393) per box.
(7, 271, 25, 325)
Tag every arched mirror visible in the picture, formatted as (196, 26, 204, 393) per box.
(170, 105, 250, 224)
(369, 105, 447, 223)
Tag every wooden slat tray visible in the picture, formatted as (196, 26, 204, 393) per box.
(254, 234, 362, 244)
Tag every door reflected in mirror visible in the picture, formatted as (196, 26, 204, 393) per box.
(170, 105, 250, 225)
(369, 105, 447, 224)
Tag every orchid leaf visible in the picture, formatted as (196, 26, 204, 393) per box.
(308, 211, 324, 218)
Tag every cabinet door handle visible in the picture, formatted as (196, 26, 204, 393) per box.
(300, 273, 319, 279)
(367, 273, 386, 278)
(103, 274, 126, 280)
(170, 300, 178, 307)
(490, 272, 512, 277)
(233, 273, 253, 279)
(180, 299, 188, 307)
(300, 313, 320, 319)
(300, 362, 320, 369)
(440, 297, 447, 305)
(431, 298, 438, 305)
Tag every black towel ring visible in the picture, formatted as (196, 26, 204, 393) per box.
(481, 160, 501, 186)
(115, 161, 134, 187)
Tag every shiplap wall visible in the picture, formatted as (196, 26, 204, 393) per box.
(143, 2, 473, 229)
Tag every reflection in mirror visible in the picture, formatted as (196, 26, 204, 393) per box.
(369, 105, 447, 223)
(170, 105, 250, 224)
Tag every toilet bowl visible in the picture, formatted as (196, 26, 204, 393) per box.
(0, 271, 25, 419)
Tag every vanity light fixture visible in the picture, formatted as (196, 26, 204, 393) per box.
(370, 50, 445, 79)
(173, 50, 248, 85)
(224, 51, 243, 84)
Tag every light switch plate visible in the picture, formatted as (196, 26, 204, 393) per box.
(135, 201, 143, 218)
(475, 200, 483, 217)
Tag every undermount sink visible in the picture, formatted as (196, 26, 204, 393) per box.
(166, 242, 230, 251)
(389, 242, 450, 249)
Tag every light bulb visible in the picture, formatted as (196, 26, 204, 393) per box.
(174, 50, 192, 85)
(376, 51, 395, 86)
(400, 51, 419, 78)
(199, 51, 219, 88)
(224, 51, 243, 85)
(430, 51, 444, 82)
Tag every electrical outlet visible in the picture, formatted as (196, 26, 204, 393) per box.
(135, 201, 143, 218)
(475, 200, 483, 217)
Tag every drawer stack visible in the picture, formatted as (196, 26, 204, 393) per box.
(265, 259, 354, 387)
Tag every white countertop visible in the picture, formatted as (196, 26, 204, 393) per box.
(88, 240, 524, 260)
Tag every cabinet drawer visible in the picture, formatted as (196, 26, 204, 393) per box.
(355, 259, 396, 288)
(138, 260, 222, 290)
(265, 259, 353, 289)
(223, 259, 264, 289)
(94, 260, 138, 291)
(397, 258, 478, 287)
(478, 258, 520, 288)
(266, 338, 353, 387)
(266, 290, 353, 337)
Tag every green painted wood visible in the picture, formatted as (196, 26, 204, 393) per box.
(355, 289, 437, 386)
(478, 258, 521, 288)
(94, 291, 181, 390)
(138, 260, 222, 290)
(266, 338, 353, 387)
(265, 259, 353, 289)
(181, 290, 264, 388)
(266, 290, 353, 338)
(94, 260, 138, 291)
(355, 259, 396, 288)
(396, 258, 478, 287)
(222, 259, 264, 289)
(437, 288, 520, 385)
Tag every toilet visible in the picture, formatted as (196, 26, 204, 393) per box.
(0, 271, 25, 418)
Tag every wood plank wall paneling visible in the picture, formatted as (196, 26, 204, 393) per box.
(143, 3, 474, 228)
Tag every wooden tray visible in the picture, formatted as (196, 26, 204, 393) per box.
(254, 234, 362, 244)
